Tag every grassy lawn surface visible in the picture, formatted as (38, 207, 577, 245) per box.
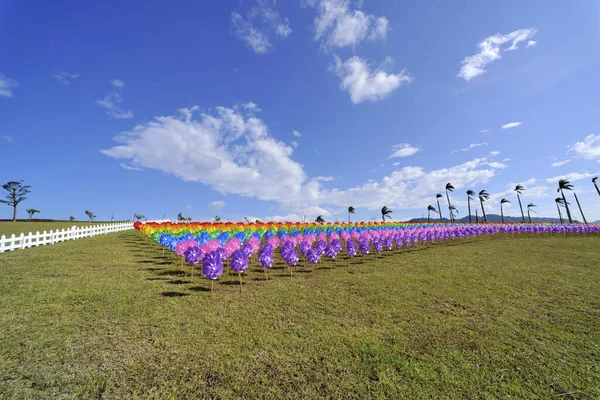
(0, 221, 124, 238)
(0, 232, 599, 398)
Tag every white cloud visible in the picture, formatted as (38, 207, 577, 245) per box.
(1, 135, 15, 144)
(0, 73, 18, 98)
(501, 122, 522, 129)
(525, 40, 537, 48)
(231, 0, 291, 54)
(53, 72, 79, 85)
(264, 213, 303, 222)
(291, 140, 298, 148)
(186, 204, 193, 210)
(101, 102, 502, 216)
(292, 130, 302, 137)
(209, 201, 226, 209)
(489, 151, 500, 156)
(488, 161, 507, 169)
(389, 144, 420, 158)
(314, 176, 335, 182)
(392, 162, 400, 166)
(119, 163, 142, 171)
(479, 129, 490, 133)
(310, 0, 389, 48)
(96, 82, 133, 119)
(458, 28, 537, 81)
(332, 55, 411, 103)
(568, 134, 600, 162)
(452, 142, 487, 153)
(546, 172, 599, 184)
(551, 159, 571, 167)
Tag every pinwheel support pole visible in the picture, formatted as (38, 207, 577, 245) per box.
(162, 247, 165, 257)
(238, 272, 243, 293)
(264, 268, 269, 285)
(211, 280, 214, 297)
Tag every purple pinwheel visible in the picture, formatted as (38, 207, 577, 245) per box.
(215, 247, 227, 262)
(306, 248, 320, 264)
(202, 251, 223, 280)
(373, 239, 383, 253)
(259, 250, 273, 269)
(324, 244, 336, 259)
(184, 246, 203, 265)
(299, 241, 311, 257)
(346, 239, 357, 258)
(384, 236, 393, 251)
(285, 249, 299, 266)
(241, 242, 253, 258)
(358, 239, 370, 255)
(315, 240, 327, 255)
(230, 249, 248, 273)
(331, 238, 342, 253)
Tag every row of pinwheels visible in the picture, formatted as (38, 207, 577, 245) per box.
(135, 221, 599, 294)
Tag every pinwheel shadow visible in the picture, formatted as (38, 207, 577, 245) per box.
(188, 286, 211, 292)
(158, 270, 187, 277)
(167, 279, 192, 285)
(161, 291, 190, 297)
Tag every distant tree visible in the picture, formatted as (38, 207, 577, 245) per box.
(1, 180, 31, 222)
(427, 205, 438, 223)
(133, 213, 145, 222)
(316, 215, 325, 223)
(69, 216, 76, 222)
(435, 193, 444, 223)
(449, 205, 459, 222)
(593, 177, 600, 197)
(445, 182, 455, 223)
(213, 215, 221, 222)
(348, 206, 355, 223)
(514, 184, 526, 223)
(555, 197, 566, 225)
(478, 190, 490, 223)
(26, 208, 40, 221)
(526, 203, 536, 223)
(381, 206, 392, 222)
(85, 210, 96, 222)
(557, 180, 574, 224)
(466, 190, 475, 224)
(500, 198, 510, 224)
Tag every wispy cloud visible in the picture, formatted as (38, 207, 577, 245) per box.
(0, 73, 18, 98)
(231, 0, 291, 54)
(292, 130, 302, 137)
(546, 171, 599, 183)
(314, 176, 335, 182)
(1, 135, 16, 144)
(458, 28, 537, 81)
(291, 140, 298, 148)
(119, 163, 142, 171)
(209, 200, 227, 209)
(389, 144, 420, 158)
(525, 40, 537, 48)
(96, 80, 133, 119)
(332, 55, 411, 104)
(309, 0, 390, 48)
(53, 72, 80, 85)
(452, 142, 487, 153)
(501, 122, 522, 129)
(488, 161, 507, 169)
(551, 159, 571, 167)
(479, 129, 490, 134)
(568, 134, 600, 162)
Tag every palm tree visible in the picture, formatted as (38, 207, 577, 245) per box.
(381, 206, 392, 222)
(26, 208, 40, 221)
(478, 190, 490, 223)
(526, 203, 536, 223)
(348, 206, 355, 223)
(84, 210, 96, 222)
(514, 184, 526, 223)
(427, 205, 438, 223)
(557, 179, 574, 224)
(445, 182, 455, 223)
(593, 177, 600, 197)
(449, 205, 459, 222)
(555, 197, 566, 225)
(435, 194, 444, 223)
(316, 215, 325, 223)
(573, 192, 588, 225)
(213, 215, 221, 222)
(500, 198, 510, 223)
(466, 190, 475, 224)
(133, 213, 145, 222)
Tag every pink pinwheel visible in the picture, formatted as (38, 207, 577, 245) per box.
(175, 241, 188, 257)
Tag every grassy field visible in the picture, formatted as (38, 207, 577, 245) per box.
(0, 232, 599, 398)
(0, 221, 123, 238)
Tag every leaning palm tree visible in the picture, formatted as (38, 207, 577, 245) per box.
(500, 198, 510, 223)
(427, 205, 438, 223)
(526, 203, 536, 223)
(557, 179, 574, 224)
(445, 182, 455, 223)
(573, 191, 588, 225)
(466, 190, 475, 224)
(478, 190, 490, 223)
(435, 194, 444, 223)
(555, 197, 566, 225)
(213, 215, 221, 222)
(593, 177, 600, 197)
(348, 206, 355, 223)
(449, 205, 459, 223)
(381, 206, 392, 222)
(316, 215, 325, 223)
(514, 184, 526, 223)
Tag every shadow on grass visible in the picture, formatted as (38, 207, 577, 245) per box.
(188, 286, 211, 292)
(137, 267, 165, 271)
(161, 291, 190, 297)
(147, 277, 170, 281)
(158, 270, 186, 277)
(168, 279, 192, 285)
(138, 260, 173, 266)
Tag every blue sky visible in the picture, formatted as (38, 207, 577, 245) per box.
(1, 0, 600, 223)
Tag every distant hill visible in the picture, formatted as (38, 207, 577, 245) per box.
(408, 214, 570, 224)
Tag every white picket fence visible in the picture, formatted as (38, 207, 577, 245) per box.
(0, 221, 168, 253)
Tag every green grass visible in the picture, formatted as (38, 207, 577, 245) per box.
(1, 232, 599, 398)
(0, 221, 118, 238)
